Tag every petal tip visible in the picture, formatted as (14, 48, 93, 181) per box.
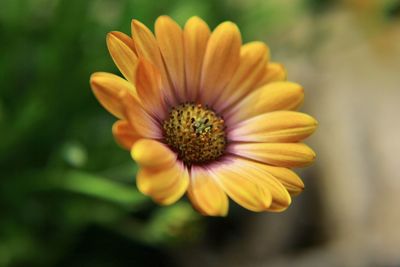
(185, 16, 209, 30)
(106, 31, 121, 45)
(89, 72, 98, 85)
(313, 118, 319, 127)
(187, 15, 202, 22)
(107, 31, 118, 38)
(217, 21, 241, 37)
(156, 15, 174, 23)
(89, 72, 111, 90)
(219, 21, 238, 28)
(131, 19, 145, 31)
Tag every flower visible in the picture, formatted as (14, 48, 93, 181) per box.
(90, 16, 317, 216)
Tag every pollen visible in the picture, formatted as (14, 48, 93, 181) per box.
(163, 103, 227, 165)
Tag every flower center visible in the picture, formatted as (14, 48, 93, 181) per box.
(163, 103, 227, 165)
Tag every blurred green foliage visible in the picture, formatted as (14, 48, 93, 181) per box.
(1, 0, 398, 266)
(0, 0, 214, 265)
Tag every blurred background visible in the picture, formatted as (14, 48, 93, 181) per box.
(1, 0, 400, 266)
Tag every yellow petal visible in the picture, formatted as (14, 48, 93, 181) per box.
(200, 21, 241, 105)
(131, 19, 177, 106)
(258, 62, 287, 86)
(251, 175, 291, 211)
(90, 72, 136, 119)
(215, 42, 269, 112)
(108, 31, 137, 54)
(210, 159, 272, 212)
(131, 139, 177, 169)
(106, 31, 138, 83)
(230, 143, 316, 168)
(135, 58, 167, 119)
(137, 161, 189, 205)
(119, 91, 162, 139)
(257, 164, 304, 195)
(230, 111, 318, 143)
(183, 16, 210, 101)
(222, 157, 291, 211)
(187, 166, 229, 216)
(155, 16, 186, 102)
(226, 81, 304, 125)
(264, 203, 290, 212)
(112, 120, 140, 150)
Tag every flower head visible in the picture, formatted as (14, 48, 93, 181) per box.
(90, 16, 317, 216)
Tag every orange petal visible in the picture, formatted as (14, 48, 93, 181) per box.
(106, 31, 138, 83)
(137, 161, 189, 205)
(200, 21, 241, 105)
(108, 31, 137, 53)
(90, 72, 136, 119)
(131, 139, 177, 169)
(183, 16, 211, 101)
(220, 157, 291, 211)
(238, 158, 291, 211)
(119, 91, 162, 139)
(155, 16, 186, 102)
(112, 120, 140, 150)
(215, 42, 269, 112)
(230, 142, 316, 168)
(135, 58, 167, 119)
(210, 159, 272, 212)
(226, 81, 304, 125)
(256, 164, 304, 196)
(258, 62, 287, 86)
(131, 19, 177, 106)
(230, 111, 318, 143)
(187, 166, 229, 216)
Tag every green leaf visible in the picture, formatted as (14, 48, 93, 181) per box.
(61, 170, 149, 210)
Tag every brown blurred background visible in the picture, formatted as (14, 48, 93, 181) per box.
(1, 0, 399, 266)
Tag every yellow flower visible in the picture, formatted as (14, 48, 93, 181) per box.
(90, 16, 317, 216)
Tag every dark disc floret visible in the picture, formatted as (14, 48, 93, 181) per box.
(163, 103, 227, 165)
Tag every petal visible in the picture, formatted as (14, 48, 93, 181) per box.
(229, 111, 318, 143)
(239, 158, 291, 211)
(131, 19, 177, 106)
(135, 58, 167, 120)
(187, 166, 229, 216)
(108, 31, 137, 53)
(215, 42, 269, 112)
(200, 21, 241, 105)
(259, 62, 287, 85)
(226, 81, 304, 125)
(221, 157, 291, 211)
(183, 16, 211, 102)
(210, 159, 272, 212)
(257, 164, 304, 195)
(137, 161, 189, 205)
(119, 91, 162, 139)
(90, 72, 137, 119)
(112, 120, 140, 150)
(155, 16, 186, 102)
(106, 31, 138, 83)
(229, 142, 316, 168)
(131, 139, 177, 169)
